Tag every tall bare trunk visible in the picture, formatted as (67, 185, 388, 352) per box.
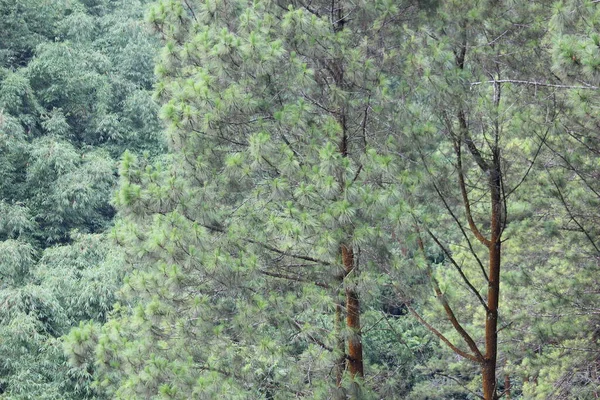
(483, 168, 502, 400)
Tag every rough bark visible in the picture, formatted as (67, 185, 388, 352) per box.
(342, 244, 364, 378)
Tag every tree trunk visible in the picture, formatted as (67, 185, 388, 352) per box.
(482, 360, 498, 400)
(504, 373, 511, 400)
(483, 168, 502, 400)
(342, 244, 364, 379)
(333, 0, 363, 382)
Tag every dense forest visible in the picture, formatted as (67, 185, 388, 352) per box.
(1, 0, 599, 399)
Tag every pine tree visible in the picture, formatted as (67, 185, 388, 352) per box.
(59, 0, 600, 399)
(82, 0, 433, 398)
(391, 1, 558, 398)
(502, 1, 600, 397)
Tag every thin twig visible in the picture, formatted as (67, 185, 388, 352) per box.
(470, 79, 599, 90)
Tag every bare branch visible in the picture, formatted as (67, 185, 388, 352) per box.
(548, 174, 600, 254)
(194, 221, 334, 266)
(259, 270, 331, 289)
(351, 164, 363, 184)
(542, 135, 600, 200)
(290, 318, 333, 352)
(406, 304, 480, 363)
(470, 79, 600, 90)
(433, 372, 485, 399)
(505, 126, 549, 198)
(413, 223, 484, 361)
(456, 138, 491, 246)
(425, 227, 489, 312)
(429, 180, 490, 282)
(459, 110, 490, 172)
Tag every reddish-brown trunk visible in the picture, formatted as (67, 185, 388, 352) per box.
(342, 244, 364, 378)
(332, 0, 363, 380)
(482, 360, 498, 400)
(483, 168, 502, 400)
(504, 373, 511, 399)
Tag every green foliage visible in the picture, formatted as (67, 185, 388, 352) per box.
(0, 0, 164, 245)
(86, 0, 423, 398)
(0, 234, 123, 399)
(2, 0, 599, 398)
(82, 0, 600, 398)
(0, 0, 68, 68)
(0, 0, 163, 397)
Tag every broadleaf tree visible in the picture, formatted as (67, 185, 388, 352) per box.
(0, 0, 163, 397)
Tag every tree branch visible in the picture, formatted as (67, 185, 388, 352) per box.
(259, 270, 331, 289)
(429, 180, 489, 282)
(290, 318, 334, 352)
(413, 224, 484, 361)
(470, 79, 600, 90)
(425, 227, 489, 312)
(414, 141, 488, 280)
(433, 372, 485, 399)
(456, 138, 491, 246)
(459, 110, 490, 172)
(542, 136, 600, 200)
(548, 174, 600, 254)
(194, 221, 334, 266)
(406, 304, 480, 363)
(505, 126, 549, 198)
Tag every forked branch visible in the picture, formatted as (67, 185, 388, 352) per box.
(455, 138, 491, 247)
(413, 224, 484, 361)
(406, 304, 480, 363)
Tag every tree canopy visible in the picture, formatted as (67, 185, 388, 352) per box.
(0, 0, 163, 397)
(2, 0, 600, 399)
